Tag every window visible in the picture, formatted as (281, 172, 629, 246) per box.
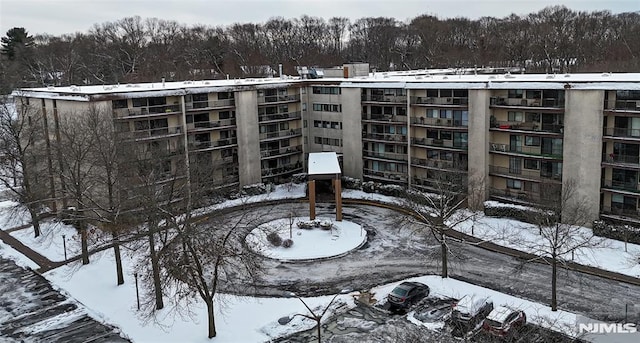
(312, 103, 342, 112)
(312, 86, 341, 95)
(508, 89, 524, 98)
(132, 98, 148, 107)
(426, 89, 438, 97)
(112, 99, 127, 109)
(440, 131, 452, 140)
(525, 112, 540, 122)
(440, 109, 453, 119)
(453, 89, 468, 97)
(525, 136, 540, 146)
(524, 159, 540, 170)
(440, 89, 452, 97)
(426, 109, 439, 118)
(314, 120, 321, 127)
(508, 111, 524, 122)
(509, 157, 522, 174)
(507, 179, 522, 189)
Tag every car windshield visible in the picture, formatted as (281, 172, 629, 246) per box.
(391, 288, 409, 296)
(485, 318, 502, 328)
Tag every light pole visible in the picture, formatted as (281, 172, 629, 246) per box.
(285, 289, 351, 343)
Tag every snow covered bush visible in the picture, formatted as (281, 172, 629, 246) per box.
(362, 181, 376, 193)
(241, 182, 269, 196)
(282, 239, 294, 248)
(267, 232, 282, 246)
(377, 184, 405, 197)
(593, 220, 640, 244)
(291, 173, 307, 184)
(341, 176, 362, 190)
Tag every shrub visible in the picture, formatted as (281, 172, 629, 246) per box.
(362, 181, 376, 193)
(282, 239, 294, 248)
(378, 184, 405, 197)
(291, 173, 307, 184)
(266, 232, 282, 246)
(593, 220, 640, 244)
(342, 176, 362, 190)
(242, 183, 269, 196)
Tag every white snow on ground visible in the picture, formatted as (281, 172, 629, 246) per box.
(1, 186, 639, 341)
(245, 216, 366, 260)
(0, 240, 38, 269)
(342, 189, 403, 205)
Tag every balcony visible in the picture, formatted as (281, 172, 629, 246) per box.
(490, 97, 564, 109)
(601, 206, 640, 219)
(188, 118, 236, 132)
(411, 117, 467, 128)
(603, 127, 640, 139)
(130, 125, 183, 140)
(260, 145, 303, 159)
(490, 187, 543, 204)
(185, 98, 235, 111)
(258, 111, 302, 123)
(257, 94, 300, 104)
(114, 104, 181, 118)
(602, 153, 640, 165)
(188, 138, 238, 151)
(412, 157, 467, 172)
(363, 168, 408, 183)
(602, 179, 640, 193)
(363, 150, 408, 162)
(259, 128, 302, 141)
(491, 121, 563, 134)
(489, 165, 561, 182)
(362, 133, 407, 143)
(361, 94, 406, 103)
(489, 142, 562, 159)
(362, 113, 407, 124)
(411, 96, 468, 106)
(606, 100, 640, 111)
(262, 162, 303, 178)
(412, 137, 468, 150)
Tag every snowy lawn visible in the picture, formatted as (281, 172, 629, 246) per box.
(245, 216, 366, 260)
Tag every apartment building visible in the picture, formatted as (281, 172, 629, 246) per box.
(13, 68, 640, 226)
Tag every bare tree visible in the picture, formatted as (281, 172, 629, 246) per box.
(522, 180, 604, 311)
(0, 96, 48, 237)
(404, 170, 478, 278)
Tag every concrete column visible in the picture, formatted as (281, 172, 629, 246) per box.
(467, 89, 491, 210)
(340, 88, 363, 179)
(563, 89, 604, 225)
(334, 178, 343, 221)
(309, 180, 316, 220)
(235, 90, 261, 186)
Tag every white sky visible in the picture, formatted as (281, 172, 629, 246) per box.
(0, 0, 637, 36)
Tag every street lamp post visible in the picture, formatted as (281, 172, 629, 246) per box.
(285, 289, 351, 343)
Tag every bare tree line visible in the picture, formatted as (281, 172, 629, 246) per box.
(1, 5, 639, 93)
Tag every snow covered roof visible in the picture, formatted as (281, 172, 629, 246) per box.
(12, 71, 640, 100)
(308, 152, 341, 177)
(486, 306, 514, 323)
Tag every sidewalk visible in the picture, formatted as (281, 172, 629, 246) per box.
(0, 227, 64, 273)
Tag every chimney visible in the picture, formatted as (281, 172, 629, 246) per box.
(279, 64, 283, 79)
(161, 77, 165, 87)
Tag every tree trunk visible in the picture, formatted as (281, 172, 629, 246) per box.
(148, 232, 164, 310)
(80, 224, 89, 265)
(441, 232, 448, 278)
(28, 207, 40, 238)
(112, 230, 124, 285)
(551, 256, 557, 311)
(206, 298, 217, 338)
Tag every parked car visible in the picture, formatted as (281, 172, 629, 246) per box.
(451, 294, 494, 323)
(482, 306, 526, 338)
(387, 281, 430, 309)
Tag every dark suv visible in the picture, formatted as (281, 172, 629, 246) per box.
(387, 281, 430, 309)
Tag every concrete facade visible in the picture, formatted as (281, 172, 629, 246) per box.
(467, 89, 491, 209)
(234, 90, 261, 186)
(340, 87, 364, 179)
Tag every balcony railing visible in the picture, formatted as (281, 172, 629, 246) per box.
(603, 127, 640, 138)
(262, 162, 303, 177)
(489, 165, 561, 182)
(185, 98, 235, 110)
(114, 104, 181, 117)
(602, 179, 640, 193)
(490, 187, 543, 203)
(188, 138, 238, 151)
(363, 150, 408, 162)
(362, 133, 407, 142)
(131, 125, 183, 139)
(257, 94, 300, 104)
(411, 157, 467, 171)
(361, 94, 407, 103)
(259, 128, 302, 140)
(258, 111, 302, 123)
(411, 117, 467, 128)
(412, 137, 468, 150)
(362, 113, 408, 123)
(492, 121, 563, 134)
(491, 97, 564, 108)
(260, 145, 302, 158)
(609, 100, 640, 111)
(602, 153, 640, 164)
(601, 205, 640, 218)
(489, 142, 562, 158)
(189, 118, 236, 131)
(363, 168, 408, 182)
(411, 96, 468, 106)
